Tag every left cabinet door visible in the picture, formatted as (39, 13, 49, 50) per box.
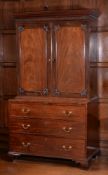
(17, 25, 49, 96)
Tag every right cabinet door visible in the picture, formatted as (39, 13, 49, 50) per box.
(53, 23, 87, 97)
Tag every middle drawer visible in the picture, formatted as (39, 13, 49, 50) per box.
(9, 118, 86, 139)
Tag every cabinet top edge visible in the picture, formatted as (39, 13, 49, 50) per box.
(15, 9, 100, 21)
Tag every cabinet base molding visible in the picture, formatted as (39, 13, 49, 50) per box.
(8, 152, 21, 157)
(8, 147, 100, 168)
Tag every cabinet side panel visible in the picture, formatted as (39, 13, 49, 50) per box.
(87, 102, 99, 149)
(89, 32, 98, 98)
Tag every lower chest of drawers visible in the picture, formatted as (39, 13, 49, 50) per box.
(8, 101, 87, 162)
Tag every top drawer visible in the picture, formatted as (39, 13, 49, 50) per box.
(9, 102, 86, 121)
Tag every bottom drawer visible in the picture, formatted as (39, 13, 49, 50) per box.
(9, 134, 86, 161)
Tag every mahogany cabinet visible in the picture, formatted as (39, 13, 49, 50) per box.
(8, 9, 100, 167)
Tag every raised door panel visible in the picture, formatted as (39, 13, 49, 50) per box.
(98, 68, 108, 98)
(53, 24, 86, 97)
(22, 0, 44, 11)
(3, 67, 17, 96)
(3, 1, 20, 28)
(98, 32, 108, 62)
(19, 26, 48, 95)
(3, 33, 17, 62)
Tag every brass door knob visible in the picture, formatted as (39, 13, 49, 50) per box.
(62, 126, 73, 133)
(21, 108, 31, 114)
(62, 145, 72, 151)
(22, 124, 31, 130)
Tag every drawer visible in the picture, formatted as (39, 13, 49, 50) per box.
(9, 102, 86, 122)
(9, 134, 86, 161)
(9, 118, 86, 139)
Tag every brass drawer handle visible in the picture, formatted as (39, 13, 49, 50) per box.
(22, 124, 31, 130)
(22, 108, 31, 114)
(63, 110, 72, 117)
(62, 145, 72, 151)
(62, 126, 73, 133)
(22, 142, 31, 147)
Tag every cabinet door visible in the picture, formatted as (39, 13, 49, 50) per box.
(52, 23, 87, 97)
(18, 25, 48, 96)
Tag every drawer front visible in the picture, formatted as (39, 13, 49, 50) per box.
(9, 118, 86, 139)
(9, 102, 86, 122)
(9, 134, 86, 161)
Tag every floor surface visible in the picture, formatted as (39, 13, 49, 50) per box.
(0, 155, 108, 175)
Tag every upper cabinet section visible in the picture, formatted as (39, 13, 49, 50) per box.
(16, 9, 99, 98)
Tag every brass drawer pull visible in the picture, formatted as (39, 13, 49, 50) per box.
(62, 126, 73, 133)
(22, 142, 31, 147)
(22, 124, 31, 130)
(22, 108, 31, 114)
(62, 145, 72, 151)
(63, 110, 72, 117)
